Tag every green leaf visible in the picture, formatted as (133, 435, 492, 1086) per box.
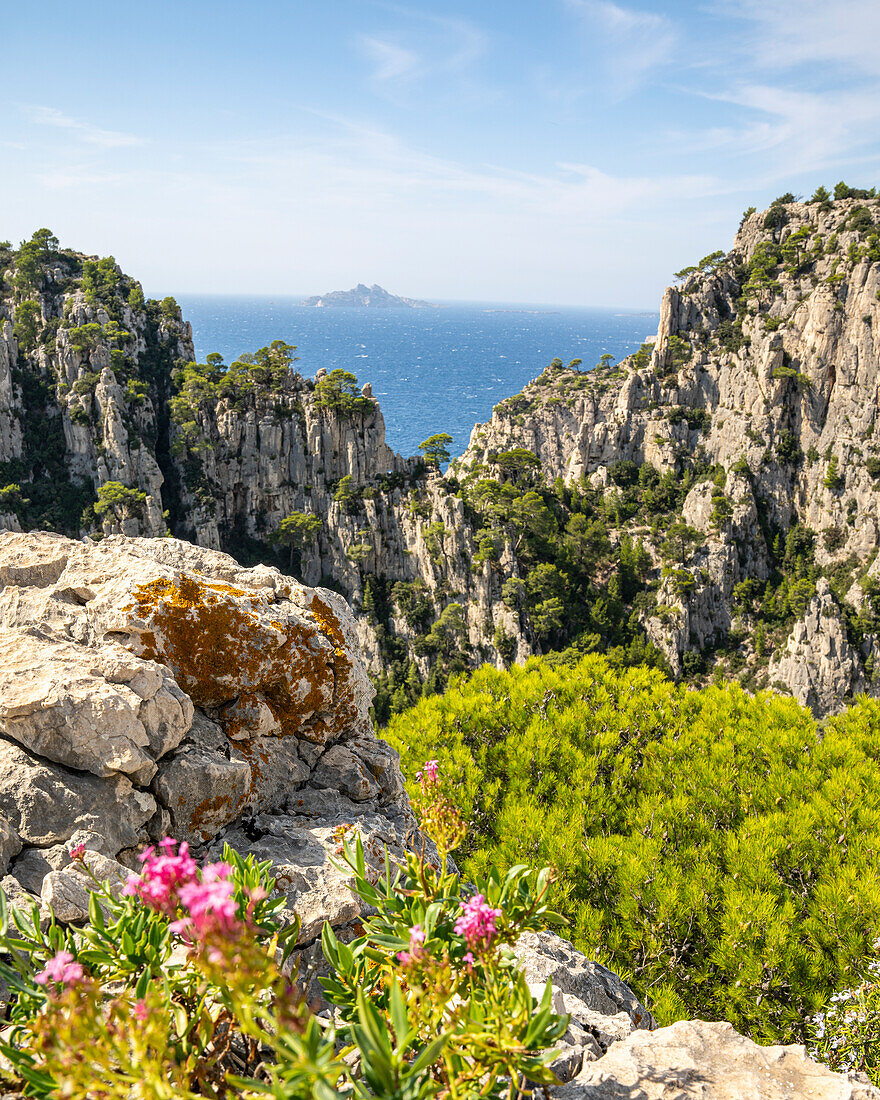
(388, 981, 408, 1042)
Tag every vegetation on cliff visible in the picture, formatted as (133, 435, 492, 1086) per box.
(386, 654, 880, 1044)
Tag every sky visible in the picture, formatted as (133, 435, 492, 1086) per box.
(2, 0, 880, 307)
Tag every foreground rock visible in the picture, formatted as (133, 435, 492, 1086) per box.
(0, 531, 407, 879)
(555, 1019, 880, 1099)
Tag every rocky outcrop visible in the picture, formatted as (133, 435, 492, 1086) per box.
(0, 532, 407, 892)
(769, 578, 874, 711)
(556, 1019, 880, 1099)
(456, 196, 880, 711)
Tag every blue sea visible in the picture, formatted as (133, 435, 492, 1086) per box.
(176, 296, 659, 459)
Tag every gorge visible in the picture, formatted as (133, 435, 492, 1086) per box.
(3, 190, 880, 719)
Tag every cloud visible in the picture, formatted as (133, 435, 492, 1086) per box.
(687, 82, 880, 177)
(356, 6, 488, 96)
(565, 0, 677, 90)
(725, 0, 880, 77)
(359, 35, 420, 82)
(22, 105, 143, 149)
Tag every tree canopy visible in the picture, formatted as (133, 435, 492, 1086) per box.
(386, 656, 880, 1045)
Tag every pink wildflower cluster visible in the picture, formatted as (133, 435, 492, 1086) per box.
(174, 862, 239, 940)
(68, 842, 86, 861)
(454, 894, 502, 952)
(396, 924, 426, 966)
(123, 837, 245, 943)
(416, 759, 439, 785)
(35, 951, 84, 989)
(123, 838, 199, 917)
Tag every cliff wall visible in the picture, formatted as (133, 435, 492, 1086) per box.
(4, 197, 880, 715)
(456, 196, 880, 708)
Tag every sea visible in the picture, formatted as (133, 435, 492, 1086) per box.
(176, 296, 659, 460)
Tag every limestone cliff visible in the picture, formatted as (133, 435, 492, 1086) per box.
(4, 196, 880, 716)
(457, 195, 880, 710)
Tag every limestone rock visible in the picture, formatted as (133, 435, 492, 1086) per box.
(515, 931, 654, 1033)
(0, 737, 155, 852)
(769, 578, 866, 713)
(311, 743, 380, 802)
(152, 740, 252, 845)
(0, 816, 22, 877)
(0, 532, 396, 897)
(0, 628, 190, 781)
(215, 805, 420, 945)
(553, 1019, 880, 1099)
(40, 851, 129, 924)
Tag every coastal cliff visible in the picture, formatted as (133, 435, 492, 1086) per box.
(457, 193, 880, 710)
(3, 193, 880, 714)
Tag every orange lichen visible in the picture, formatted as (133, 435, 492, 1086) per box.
(127, 574, 359, 746)
(182, 790, 249, 842)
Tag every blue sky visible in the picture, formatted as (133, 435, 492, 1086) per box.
(3, 0, 879, 306)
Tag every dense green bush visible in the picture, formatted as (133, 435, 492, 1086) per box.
(386, 656, 880, 1043)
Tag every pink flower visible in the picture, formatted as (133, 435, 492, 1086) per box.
(416, 759, 439, 784)
(462, 951, 475, 971)
(35, 951, 84, 988)
(454, 894, 502, 951)
(173, 862, 240, 940)
(122, 839, 199, 917)
(133, 999, 149, 1021)
(396, 924, 427, 966)
(122, 839, 246, 944)
(68, 843, 86, 861)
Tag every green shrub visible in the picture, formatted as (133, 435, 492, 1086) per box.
(93, 481, 147, 520)
(386, 656, 880, 1043)
(314, 368, 374, 417)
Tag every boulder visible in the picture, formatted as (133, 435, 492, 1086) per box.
(41, 851, 130, 924)
(152, 740, 252, 845)
(515, 931, 654, 1033)
(0, 629, 191, 781)
(0, 738, 155, 852)
(554, 1019, 880, 1099)
(0, 532, 395, 899)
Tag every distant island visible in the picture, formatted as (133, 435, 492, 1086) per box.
(299, 283, 436, 308)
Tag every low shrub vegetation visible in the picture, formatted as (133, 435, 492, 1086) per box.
(386, 655, 880, 1045)
(0, 772, 567, 1098)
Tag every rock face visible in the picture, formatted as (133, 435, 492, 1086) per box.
(455, 196, 880, 711)
(0, 532, 405, 879)
(4, 201, 880, 720)
(556, 1019, 880, 1099)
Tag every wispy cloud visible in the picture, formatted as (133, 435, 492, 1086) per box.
(565, 0, 677, 91)
(22, 105, 143, 149)
(359, 35, 420, 82)
(725, 0, 880, 77)
(356, 6, 488, 96)
(694, 82, 880, 176)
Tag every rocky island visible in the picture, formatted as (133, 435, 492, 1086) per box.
(299, 282, 436, 307)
